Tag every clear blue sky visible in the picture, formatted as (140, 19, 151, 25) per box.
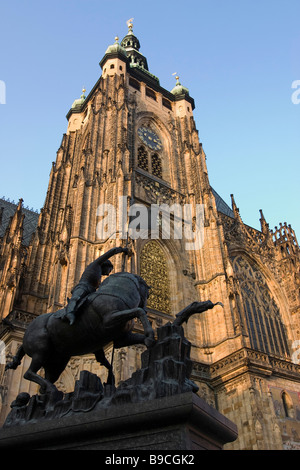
(0, 0, 299, 238)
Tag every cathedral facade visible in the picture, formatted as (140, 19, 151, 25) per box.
(0, 23, 299, 450)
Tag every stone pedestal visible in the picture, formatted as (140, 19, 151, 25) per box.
(0, 391, 237, 450)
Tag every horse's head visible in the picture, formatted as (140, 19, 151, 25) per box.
(101, 260, 113, 277)
(135, 275, 151, 309)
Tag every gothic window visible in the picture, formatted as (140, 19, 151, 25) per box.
(137, 146, 149, 172)
(140, 241, 171, 314)
(232, 255, 290, 358)
(137, 146, 163, 180)
(151, 153, 162, 179)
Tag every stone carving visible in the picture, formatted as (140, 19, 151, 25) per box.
(135, 171, 186, 206)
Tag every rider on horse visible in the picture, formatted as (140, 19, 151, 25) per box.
(63, 246, 128, 325)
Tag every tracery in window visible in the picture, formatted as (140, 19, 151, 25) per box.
(137, 146, 148, 172)
(140, 241, 171, 314)
(151, 153, 162, 178)
(137, 146, 163, 180)
(232, 255, 289, 358)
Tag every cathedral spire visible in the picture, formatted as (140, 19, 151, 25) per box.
(259, 209, 270, 234)
(230, 194, 243, 222)
(121, 19, 149, 71)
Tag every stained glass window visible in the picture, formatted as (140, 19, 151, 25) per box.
(140, 241, 171, 314)
(137, 146, 148, 172)
(151, 153, 162, 179)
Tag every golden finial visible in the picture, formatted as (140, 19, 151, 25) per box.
(127, 18, 134, 31)
(172, 72, 180, 84)
(82, 87, 86, 94)
(115, 36, 119, 43)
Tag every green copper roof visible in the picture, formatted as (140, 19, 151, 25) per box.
(105, 36, 127, 58)
(71, 88, 86, 109)
(171, 76, 189, 97)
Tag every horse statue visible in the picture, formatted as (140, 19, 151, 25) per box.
(5, 268, 223, 395)
(5, 272, 155, 393)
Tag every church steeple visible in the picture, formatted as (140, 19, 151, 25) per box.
(120, 19, 149, 71)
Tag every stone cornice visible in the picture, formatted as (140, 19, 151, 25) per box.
(0, 309, 37, 338)
(192, 348, 300, 387)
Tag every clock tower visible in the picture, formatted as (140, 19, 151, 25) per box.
(1, 20, 299, 450)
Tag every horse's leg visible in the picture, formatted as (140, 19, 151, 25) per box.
(44, 356, 70, 386)
(94, 348, 115, 385)
(24, 355, 57, 393)
(114, 332, 146, 348)
(103, 307, 154, 347)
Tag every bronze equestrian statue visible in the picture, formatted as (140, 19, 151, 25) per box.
(5, 247, 222, 394)
(6, 270, 155, 393)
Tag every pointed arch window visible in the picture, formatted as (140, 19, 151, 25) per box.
(137, 146, 163, 179)
(151, 153, 162, 179)
(232, 255, 290, 358)
(140, 241, 171, 314)
(137, 146, 149, 172)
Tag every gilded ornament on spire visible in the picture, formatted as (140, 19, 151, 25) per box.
(126, 17, 134, 32)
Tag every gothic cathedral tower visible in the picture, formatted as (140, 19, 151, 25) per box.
(1, 22, 299, 449)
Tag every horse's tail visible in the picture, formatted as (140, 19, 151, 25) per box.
(5, 344, 25, 371)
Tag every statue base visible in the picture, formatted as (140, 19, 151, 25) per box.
(0, 391, 237, 450)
